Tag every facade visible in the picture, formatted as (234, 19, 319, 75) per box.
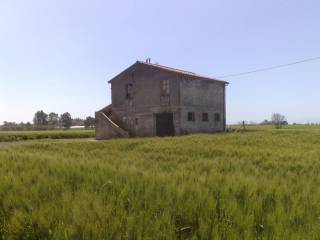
(95, 60, 228, 139)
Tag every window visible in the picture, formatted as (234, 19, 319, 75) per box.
(161, 79, 170, 96)
(126, 84, 133, 99)
(202, 112, 209, 122)
(214, 113, 221, 122)
(135, 118, 138, 125)
(188, 112, 195, 122)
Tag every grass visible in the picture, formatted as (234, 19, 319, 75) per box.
(0, 126, 320, 239)
(0, 129, 95, 142)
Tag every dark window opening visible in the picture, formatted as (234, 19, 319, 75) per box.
(214, 113, 221, 122)
(135, 118, 138, 125)
(126, 84, 133, 99)
(188, 112, 195, 122)
(202, 112, 209, 122)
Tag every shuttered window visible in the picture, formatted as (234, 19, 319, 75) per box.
(161, 79, 170, 96)
(126, 84, 133, 99)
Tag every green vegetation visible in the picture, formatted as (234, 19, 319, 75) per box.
(0, 129, 95, 142)
(1, 126, 320, 239)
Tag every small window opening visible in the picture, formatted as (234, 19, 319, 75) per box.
(202, 113, 209, 122)
(135, 118, 138, 125)
(126, 84, 133, 99)
(214, 113, 221, 122)
(188, 112, 195, 122)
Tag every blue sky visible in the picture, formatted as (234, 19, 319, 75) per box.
(0, 0, 319, 124)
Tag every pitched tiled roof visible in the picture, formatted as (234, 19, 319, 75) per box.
(108, 61, 229, 84)
(137, 61, 229, 84)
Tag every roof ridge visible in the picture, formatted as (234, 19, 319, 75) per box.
(137, 60, 228, 84)
(137, 61, 196, 75)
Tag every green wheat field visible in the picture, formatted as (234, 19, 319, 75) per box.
(0, 125, 320, 239)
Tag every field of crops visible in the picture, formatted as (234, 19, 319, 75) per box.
(0, 129, 95, 142)
(1, 126, 320, 239)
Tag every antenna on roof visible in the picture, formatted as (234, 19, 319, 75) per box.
(146, 58, 151, 64)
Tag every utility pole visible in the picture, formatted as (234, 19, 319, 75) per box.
(242, 121, 246, 130)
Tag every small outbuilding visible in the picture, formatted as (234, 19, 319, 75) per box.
(95, 60, 228, 139)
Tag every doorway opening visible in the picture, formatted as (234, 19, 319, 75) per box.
(155, 113, 174, 137)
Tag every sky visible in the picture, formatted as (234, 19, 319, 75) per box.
(0, 0, 319, 124)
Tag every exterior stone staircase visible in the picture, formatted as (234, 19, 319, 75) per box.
(95, 105, 129, 140)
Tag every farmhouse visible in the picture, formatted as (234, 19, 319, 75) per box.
(95, 60, 229, 139)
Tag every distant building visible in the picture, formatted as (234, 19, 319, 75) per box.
(70, 126, 85, 129)
(95, 60, 228, 139)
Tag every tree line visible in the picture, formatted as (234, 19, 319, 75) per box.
(0, 110, 95, 131)
(239, 113, 288, 129)
(263, 113, 288, 128)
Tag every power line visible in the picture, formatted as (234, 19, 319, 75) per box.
(218, 56, 320, 79)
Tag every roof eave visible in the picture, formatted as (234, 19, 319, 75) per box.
(107, 61, 140, 83)
(182, 75, 229, 84)
(107, 60, 229, 85)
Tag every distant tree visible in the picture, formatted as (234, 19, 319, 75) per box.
(84, 116, 95, 129)
(0, 121, 33, 131)
(260, 119, 271, 125)
(33, 110, 48, 126)
(271, 113, 287, 129)
(72, 118, 84, 126)
(48, 112, 59, 127)
(25, 122, 32, 130)
(1, 121, 17, 131)
(60, 112, 72, 129)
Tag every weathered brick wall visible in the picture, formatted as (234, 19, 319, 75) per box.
(110, 63, 181, 136)
(179, 77, 226, 134)
(108, 62, 226, 137)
